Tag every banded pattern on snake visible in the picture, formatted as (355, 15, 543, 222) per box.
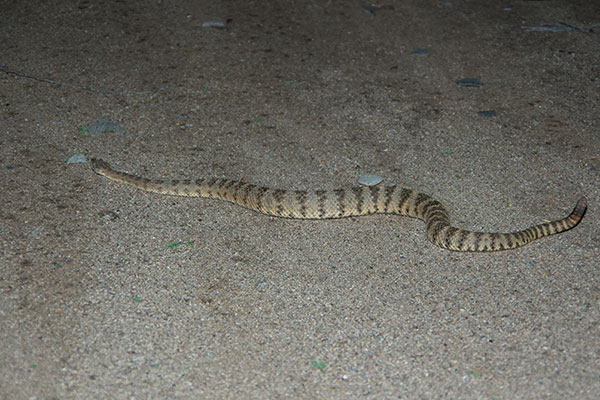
(90, 158, 586, 252)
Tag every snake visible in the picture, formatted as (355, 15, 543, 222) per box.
(90, 158, 586, 252)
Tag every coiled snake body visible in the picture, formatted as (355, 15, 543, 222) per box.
(91, 158, 586, 252)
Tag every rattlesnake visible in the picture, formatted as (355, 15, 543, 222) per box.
(90, 158, 586, 252)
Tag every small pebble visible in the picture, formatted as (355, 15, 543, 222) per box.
(410, 48, 429, 56)
(456, 78, 483, 87)
(88, 117, 125, 135)
(66, 153, 88, 164)
(358, 173, 383, 186)
(361, 5, 377, 14)
(477, 110, 496, 117)
(201, 20, 226, 29)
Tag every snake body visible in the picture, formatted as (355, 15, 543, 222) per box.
(90, 158, 586, 252)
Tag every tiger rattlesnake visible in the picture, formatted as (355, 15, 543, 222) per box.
(90, 158, 586, 252)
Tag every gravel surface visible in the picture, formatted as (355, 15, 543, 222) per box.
(1, 1, 598, 398)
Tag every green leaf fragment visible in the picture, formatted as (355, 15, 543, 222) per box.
(168, 240, 194, 248)
(311, 360, 326, 370)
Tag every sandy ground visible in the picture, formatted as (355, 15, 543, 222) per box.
(1, 0, 599, 398)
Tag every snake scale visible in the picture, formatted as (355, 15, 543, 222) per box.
(90, 158, 587, 252)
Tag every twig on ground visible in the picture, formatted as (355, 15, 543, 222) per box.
(0, 65, 164, 95)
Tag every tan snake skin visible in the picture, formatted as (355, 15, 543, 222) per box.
(90, 158, 586, 252)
